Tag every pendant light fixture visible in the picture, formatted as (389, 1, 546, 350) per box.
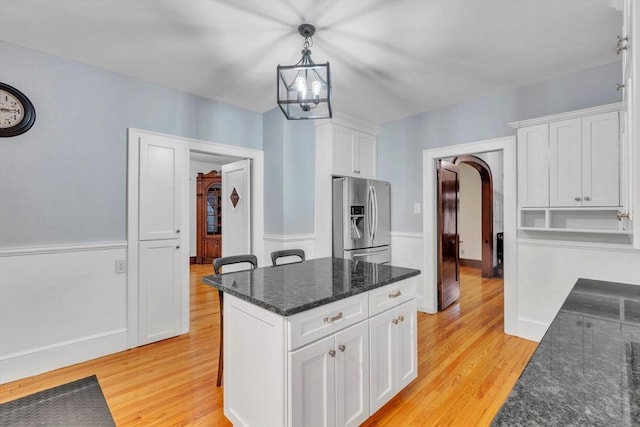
(277, 24, 332, 120)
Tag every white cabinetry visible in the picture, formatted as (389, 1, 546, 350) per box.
(512, 104, 628, 235)
(369, 299, 417, 413)
(290, 321, 369, 427)
(223, 277, 418, 427)
(517, 124, 549, 207)
(319, 123, 377, 179)
(549, 112, 620, 207)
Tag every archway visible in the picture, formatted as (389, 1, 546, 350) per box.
(453, 155, 494, 278)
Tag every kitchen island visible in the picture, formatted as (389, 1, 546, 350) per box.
(493, 278, 640, 426)
(203, 257, 420, 427)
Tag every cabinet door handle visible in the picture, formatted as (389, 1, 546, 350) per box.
(328, 349, 336, 357)
(389, 290, 402, 298)
(324, 312, 343, 323)
(617, 83, 626, 91)
(338, 344, 346, 352)
(354, 170, 360, 174)
(574, 196, 581, 202)
(583, 196, 591, 202)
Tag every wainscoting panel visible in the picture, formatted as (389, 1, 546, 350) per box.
(0, 243, 128, 384)
(263, 234, 317, 266)
(517, 239, 640, 342)
(390, 232, 424, 310)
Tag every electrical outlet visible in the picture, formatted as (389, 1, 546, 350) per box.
(115, 260, 127, 274)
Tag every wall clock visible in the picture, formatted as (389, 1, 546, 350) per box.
(0, 82, 36, 137)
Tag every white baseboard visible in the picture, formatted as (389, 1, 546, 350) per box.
(516, 317, 548, 342)
(0, 329, 127, 384)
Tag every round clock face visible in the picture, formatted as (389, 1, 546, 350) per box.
(0, 82, 36, 137)
(0, 89, 26, 128)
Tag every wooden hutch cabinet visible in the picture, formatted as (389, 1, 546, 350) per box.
(196, 170, 222, 263)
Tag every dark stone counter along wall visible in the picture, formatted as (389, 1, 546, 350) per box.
(202, 257, 420, 316)
(493, 279, 640, 426)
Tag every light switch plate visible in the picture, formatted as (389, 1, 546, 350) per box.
(413, 203, 421, 214)
(115, 260, 127, 274)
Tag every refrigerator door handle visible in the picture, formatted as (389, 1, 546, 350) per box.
(372, 185, 378, 242)
(367, 185, 374, 241)
(352, 248, 388, 257)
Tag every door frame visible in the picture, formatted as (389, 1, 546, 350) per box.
(127, 128, 264, 348)
(423, 136, 517, 336)
(453, 155, 494, 278)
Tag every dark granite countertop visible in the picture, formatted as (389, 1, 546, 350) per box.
(202, 257, 420, 316)
(493, 278, 640, 426)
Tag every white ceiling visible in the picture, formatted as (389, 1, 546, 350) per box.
(0, 0, 622, 125)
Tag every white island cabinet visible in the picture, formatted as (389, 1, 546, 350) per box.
(212, 260, 419, 427)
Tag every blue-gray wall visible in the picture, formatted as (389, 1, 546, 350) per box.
(0, 39, 623, 246)
(263, 108, 315, 235)
(0, 41, 262, 248)
(378, 61, 623, 233)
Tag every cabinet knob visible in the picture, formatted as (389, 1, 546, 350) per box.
(176, 245, 180, 250)
(398, 315, 404, 322)
(392, 318, 399, 325)
(583, 196, 591, 202)
(617, 83, 626, 91)
(574, 196, 581, 202)
(176, 229, 181, 234)
(328, 349, 336, 357)
(338, 344, 346, 352)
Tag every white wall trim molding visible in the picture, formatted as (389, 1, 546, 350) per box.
(518, 238, 639, 252)
(0, 329, 127, 384)
(263, 234, 317, 242)
(390, 231, 424, 239)
(508, 102, 623, 129)
(423, 136, 517, 336)
(516, 317, 548, 342)
(316, 112, 378, 136)
(0, 241, 127, 257)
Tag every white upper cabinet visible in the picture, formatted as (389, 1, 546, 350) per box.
(549, 112, 620, 207)
(549, 118, 583, 207)
(581, 112, 620, 207)
(321, 123, 377, 179)
(517, 124, 549, 207)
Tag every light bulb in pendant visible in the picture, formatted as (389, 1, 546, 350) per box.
(311, 80, 321, 103)
(295, 76, 307, 99)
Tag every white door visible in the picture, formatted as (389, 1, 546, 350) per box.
(335, 321, 369, 427)
(550, 118, 582, 207)
(222, 159, 251, 262)
(396, 300, 418, 390)
(138, 239, 182, 345)
(136, 133, 186, 346)
(582, 112, 620, 207)
(139, 136, 184, 240)
(517, 124, 549, 207)
(369, 308, 396, 414)
(289, 335, 337, 427)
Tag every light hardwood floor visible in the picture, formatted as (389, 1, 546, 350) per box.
(0, 264, 537, 426)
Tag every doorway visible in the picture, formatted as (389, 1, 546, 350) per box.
(453, 155, 496, 278)
(423, 136, 518, 335)
(126, 129, 265, 348)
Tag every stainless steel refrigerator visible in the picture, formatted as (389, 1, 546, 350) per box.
(332, 176, 391, 264)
